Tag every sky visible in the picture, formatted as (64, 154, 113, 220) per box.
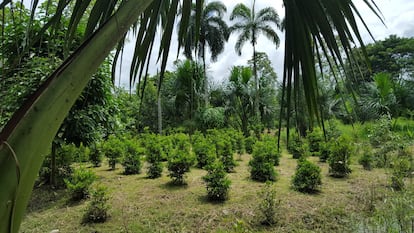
(114, 0, 414, 89)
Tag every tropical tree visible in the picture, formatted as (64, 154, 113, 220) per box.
(179, 1, 229, 105)
(229, 0, 280, 120)
(0, 0, 382, 232)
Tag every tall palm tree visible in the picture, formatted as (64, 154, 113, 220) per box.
(179, 1, 229, 105)
(229, 0, 281, 120)
(0, 1, 382, 232)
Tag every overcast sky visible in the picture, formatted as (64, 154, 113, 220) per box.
(115, 0, 414, 89)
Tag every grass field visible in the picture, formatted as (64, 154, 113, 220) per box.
(20, 147, 408, 233)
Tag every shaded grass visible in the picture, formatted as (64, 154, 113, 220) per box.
(21, 150, 399, 233)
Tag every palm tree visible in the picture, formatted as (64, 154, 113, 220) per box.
(229, 0, 281, 120)
(179, 1, 229, 105)
(0, 1, 382, 232)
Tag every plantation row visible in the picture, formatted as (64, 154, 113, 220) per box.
(43, 117, 413, 225)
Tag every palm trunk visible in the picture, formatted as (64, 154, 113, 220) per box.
(0, 1, 153, 232)
(202, 42, 208, 107)
(252, 42, 260, 122)
(157, 92, 162, 135)
(50, 141, 57, 188)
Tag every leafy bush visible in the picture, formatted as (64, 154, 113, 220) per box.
(65, 166, 96, 201)
(38, 143, 73, 188)
(390, 157, 411, 191)
(306, 128, 324, 157)
(319, 142, 331, 162)
(287, 136, 305, 159)
(193, 138, 216, 168)
(217, 139, 237, 173)
(260, 135, 281, 166)
(257, 182, 280, 225)
(89, 143, 103, 167)
(83, 185, 110, 223)
(103, 135, 125, 170)
(358, 146, 374, 170)
(145, 136, 164, 179)
(292, 159, 322, 193)
(167, 148, 195, 185)
(328, 136, 353, 178)
(202, 161, 231, 201)
(122, 139, 143, 175)
(249, 141, 277, 182)
(244, 135, 256, 154)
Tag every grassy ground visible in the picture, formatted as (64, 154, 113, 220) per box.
(21, 150, 401, 233)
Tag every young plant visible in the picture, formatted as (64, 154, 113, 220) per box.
(390, 157, 410, 191)
(121, 139, 143, 175)
(358, 146, 374, 170)
(249, 141, 277, 182)
(103, 135, 124, 170)
(244, 135, 256, 154)
(202, 161, 231, 201)
(89, 142, 103, 167)
(287, 136, 305, 159)
(217, 140, 237, 173)
(145, 137, 164, 179)
(306, 128, 323, 157)
(167, 148, 195, 185)
(193, 139, 216, 169)
(291, 159, 322, 193)
(257, 182, 280, 225)
(65, 166, 96, 201)
(82, 185, 110, 223)
(328, 136, 353, 178)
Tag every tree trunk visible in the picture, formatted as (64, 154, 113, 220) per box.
(157, 92, 162, 135)
(0, 1, 153, 232)
(202, 42, 209, 107)
(252, 42, 260, 122)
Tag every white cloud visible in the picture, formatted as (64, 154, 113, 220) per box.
(115, 0, 414, 88)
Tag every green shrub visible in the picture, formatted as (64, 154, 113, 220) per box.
(89, 143, 103, 167)
(259, 136, 280, 166)
(390, 157, 410, 191)
(257, 182, 280, 225)
(287, 136, 305, 159)
(38, 143, 73, 188)
(292, 159, 322, 193)
(103, 135, 124, 170)
(145, 137, 164, 179)
(328, 136, 353, 178)
(82, 185, 110, 223)
(249, 141, 277, 182)
(358, 147, 374, 170)
(306, 128, 324, 157)
(193, 139, 216, 168)
(202, 161, 231, 201)
(319, 142, 331, 162)
(217, 140, 236, 173)
(122, 140, 143, 175)
(244, 136, 256, 154)
(65, 166, 96, 201)
(167, 148, 195, 185)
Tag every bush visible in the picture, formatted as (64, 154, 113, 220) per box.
(145, 134, 164, 178)
(65, 166, 96, 201)
(217, 140, 237, 173)
(319, 142, 331, 162)
(122, 139, 143, 175)
(82, 185, 110, 223)
(358, 147, 374, 170)
(259, 136, 281, 166)
(38, 143, 73, 188)
(306, 128, 324, 157)
(291, 159, 322, 193)
(244, 136, 256, 154)
(193, 138, 216, 168)
(390, 157, 410, 191)
(202, 161, 231, 201)
(167, 148, 195, 185)
(89, 143, 103, 167)
(103, 135, 125, 170)
(328, 136, 353, 178)
(257, 182, 280, 225)
(287, 136, 305, 159)
(249, 141, 277, 182)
